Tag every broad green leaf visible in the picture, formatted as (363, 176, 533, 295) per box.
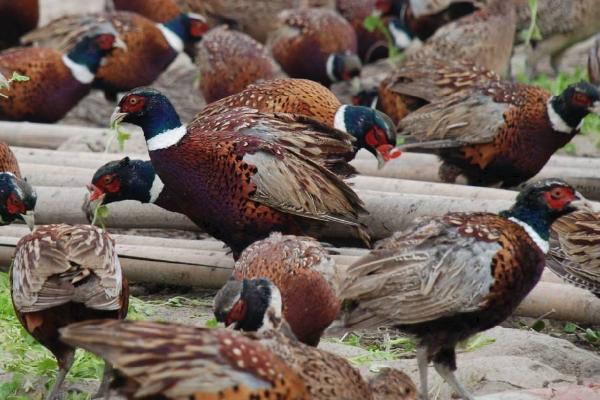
(563, 323, 578, 333)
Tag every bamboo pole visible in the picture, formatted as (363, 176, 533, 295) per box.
(0, 234, 595, 322)
(0, 122, 106, 149)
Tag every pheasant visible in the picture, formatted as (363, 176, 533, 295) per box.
(338, 179, 581, 400)
(0, 22, 124, 122)
(60, 319, 417, 400)
(22, 11, 208, 100)
(110, 88, 369, 258)
(87, 157, 179, 213)
(10, 224, 129, 400)
(196, 25, 283, 103)
(109, 0, 182, 23)
(404, 0, 516, 76)
(0, 0, 38, 50)
(374, 58, 500, 124)
(199, 78, 400, 168)
(397, 78, 600, 187)
(214, 233, 341, 346)
(175, 0, 336, 43)
(268, 8, 362, 85)
(0, 142, 36, 229)
(547, 210, 600, 297)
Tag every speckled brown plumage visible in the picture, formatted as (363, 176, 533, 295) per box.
(398, 75, 600, 187)
(0, 0, 38, 50)
(268, 8, 360, 85)
(231, 233, 341, 346)
(405, 0, 515, 75)
(0, 48, 91, 122)
(178, 0, 335, 43)
(339, 179, 579, 400)
(200, 78, 343, 127)
(152, 120, 367, 257)
(0, 142, 21, 177)
(378, 59, 500, 124)
(110, 0, 181, 23)
(401, 0, 481, 41)
(61, 320, 309, 399)
(23, 11, 205, 99)
(11, 224, 129, 400)
(196, 25, 283, 103)
(547, 211, 600, 297)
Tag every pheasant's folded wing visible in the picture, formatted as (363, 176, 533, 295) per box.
(398, 90, 509, 150)
(340, 216, 501, 328)
(11, 224, 123, 313)
(60, 320, 308, 399)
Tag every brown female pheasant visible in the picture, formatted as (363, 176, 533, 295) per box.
(214, 233, 341, 346)
(338, 179, 581, 400)
(10, 224, 129, 400)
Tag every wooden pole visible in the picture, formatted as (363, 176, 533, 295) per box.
(0, 122, 105, 149)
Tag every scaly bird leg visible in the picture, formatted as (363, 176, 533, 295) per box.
(92, 361, 113, 399)
(46, 350, 75, 400)
(416, 345, 430, 400)
(433, 362, 475, 400)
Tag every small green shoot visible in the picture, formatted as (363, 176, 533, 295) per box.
(108, 116, 131, 152)
(90, 202, 109, 229)
(363, 15, 401, 59)
(561, 322, 600, 345)
(205, 318, 219, 328)
(0, 72, 30, 99)
(520, 0, 542, 46)
(458, 333, 496, 352)
(563, 322, 578, 334)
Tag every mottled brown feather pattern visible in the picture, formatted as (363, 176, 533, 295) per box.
(268, 8, 358, 84)
(196, 26, 283, 103)
(548, 211, 600, 296)
(60, 320, 309, 399)
(23, 12, 178, 96)
(398, 76, 572, 186)
(200, 79, 343, 127)
(112, 0, 181, 23)
(233, 233, 341, 346)
(378, 59, 500, 124)
(0, 48, 89, 122)
(0, 0, 38, 49)
(178, 0, 335, 42)
(0, 142, 22, 177)
(152, 122, 368, 256)
(340, 212, 544, 332)
(405, 0, 516, 75)
(259, 329, 373, 400)
(193, 106, 356, 176)
(11, 224, 128, 372)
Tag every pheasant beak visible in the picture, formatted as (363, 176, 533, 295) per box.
(375, 144, 402, 169)
(87, 184, 106, 203)
(590, 101, 600, 116)
(0, 72, 8, 89)
(113, 36, 128, 51)
(571, 191, 597, 211)
(19, 211, 35, 231)
(110, 107, 127, 129)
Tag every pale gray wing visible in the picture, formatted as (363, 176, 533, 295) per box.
(11, 224, 123, 313)
(340, 217, 501, 328)
(398, 90, 509, 149)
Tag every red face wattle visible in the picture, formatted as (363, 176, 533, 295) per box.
(95, 33, 116, 50)
(571, 92, 593, 108)
(120, 95, 146, 114)
(6, 192, 25, 215)
(365, 128, 402, 161)
(89, 174, 121, 201)
(543, 186, 577, 211)
(225, 300, 247, 327)
(189, 19, 209, 38)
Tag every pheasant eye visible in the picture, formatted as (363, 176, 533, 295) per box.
(96, 34, 115, 50)
(572, 92, 592, 108)
(103, 175, 113, 184)
(122, 95, 145, 113)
